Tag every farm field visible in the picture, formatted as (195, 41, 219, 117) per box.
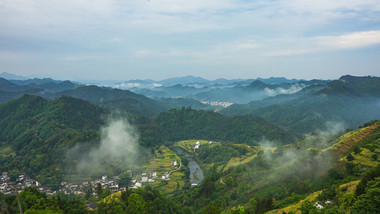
(142, 145, 184, 196)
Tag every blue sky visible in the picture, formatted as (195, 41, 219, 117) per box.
(1, 0, 380, 81)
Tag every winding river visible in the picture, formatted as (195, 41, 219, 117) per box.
(173, 147, 204, 187)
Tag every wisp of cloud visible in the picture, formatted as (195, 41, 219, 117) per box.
(72, 118, 140, 176)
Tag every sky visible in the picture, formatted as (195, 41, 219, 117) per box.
(1, 0, 380, 81)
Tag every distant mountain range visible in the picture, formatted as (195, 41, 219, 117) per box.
(222, 75, 380, 133)
(0, 77, 211, 116)
(110, 75, 303, 89)
(129, 79, 327, 104)
(0, 73, 378, 134)
(0, 72, 29, 80)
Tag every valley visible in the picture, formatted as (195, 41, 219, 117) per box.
(0, 74, 379, 213)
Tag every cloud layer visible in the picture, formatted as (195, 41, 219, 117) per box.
(1, 0, 379, 80)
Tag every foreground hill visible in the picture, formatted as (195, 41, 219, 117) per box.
(222, 75, 380, 133)
(89, 121, 380, 213)
(175, 121, 380, 213)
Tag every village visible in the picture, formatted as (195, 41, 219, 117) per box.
(1, 140, 207, 198)
(0, 159, 181, 197)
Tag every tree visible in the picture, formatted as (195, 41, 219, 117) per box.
(355, 165, 380, 196)
(204, 202, 222, 214)
(245, 198, 257, 214)
(351, 177, 380, 213)
(340, 193, 356, 211)
(346, 153, 354, 161)
(118, 172, 131, 188)
(346, 162, 355, 175)
(353, 146, 361, 154)
(328, 168, 343, 180)
(96, 183, 102, 200)
(126, 193, 148, 214)
(298, 201, 317, 214)
(85, 183, 93, 200)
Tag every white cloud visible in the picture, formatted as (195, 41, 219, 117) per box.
(1, 0, 380, 79)
(264, 49, 315, 57)
(57, 56, 100, 61)
(133, 49, 152, 57)
(316, 30, 380, 49)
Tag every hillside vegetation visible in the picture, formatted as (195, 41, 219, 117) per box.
(173, 121, 380, 213)
(222, 75, 380, 133)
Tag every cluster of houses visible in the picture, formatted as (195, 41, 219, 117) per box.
(0, 171, 121, 196)
(129, 170, 173, 189)
(129, 159, 180, 189)
(130, 171, 157, 189)
(59, 175, 120, 196)
(0, 172, 52, 196)
(200, 101, 233, 108)
(314, 200, 333, 209)
(2, 158, 183, 197)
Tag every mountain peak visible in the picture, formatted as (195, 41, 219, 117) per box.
(248, 80, 268, 89)
(0, 72, 28, 80)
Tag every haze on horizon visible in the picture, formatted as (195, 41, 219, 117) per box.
(1, 0, 380, 81)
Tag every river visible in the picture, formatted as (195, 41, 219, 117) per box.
(173, 147, 204, 187)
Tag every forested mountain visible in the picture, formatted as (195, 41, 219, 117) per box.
(0, 78, 35, 92)
(50, 85, 169, 116)
(0, 95, 104, 187)
(0, 78, 210, 116)
(172, 121, 380, 213)
(0, 95, 297, 185)
(136, 107, 298, 147)
(222, 75, 380, 133)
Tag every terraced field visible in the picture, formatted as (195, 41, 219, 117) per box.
(142, 145, 184, 196)
(223, 145, 259, 172)
(268, 190, 322, 214)
(325, 123, 380, 157)
(268, 180, 360, 214)
(321, 123, 380, 172)
(350, 148, 380, 167)
(176, 139, 212, 153)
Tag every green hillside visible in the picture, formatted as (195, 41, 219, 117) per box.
(0, 95, 298, 187)
(0, 95, 104, 187)
(173, 122, 380, 213)
(222, 76, 380, 133)
(137, 107, 298, 147)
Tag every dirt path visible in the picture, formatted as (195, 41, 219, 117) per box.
(220, 176, 225, 185)
(169, 157, 182, 175)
